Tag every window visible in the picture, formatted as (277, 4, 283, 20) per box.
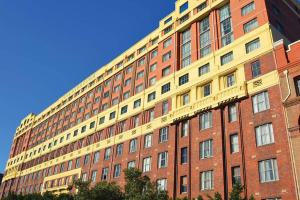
(200, 139, 213, 159)
(128, 161, 136, 169)
(241, 2, 255, 16)
(133, 99, 141, 108)
(162, 66, 171, 77)
(232, 166, 241, 185)
(135, 84, 143, 94)
(255, 123, 275, 146)
(113, 164, 121, 178)
(89, 171, 97, 183)
(243, 18, 258, 33)
(180, 176, 188, 193)
(295, 76, 300, 96)
(221, 51, 233, 65)
(181, 147, 188, 164)
(143, 157, 152, 172)
(201, 171, 214, 190)
(121, 106, 128, 115)
(113, 85, 121, 93)
(68, 160, 73, 171)
(182, 93, 190, 106)
(151, 49, 158, 59)
(149, 109, 155, 121)
(144, 134, 152, 148)
(230, 134, 239, 153)
(226, 74, 235, 87)
(162, 51, 172, 62)
(129, 139, 137, 153)
(180, 2, 188, 13)
(99, 117, 105, 125)
(164, 17, 172, 25)
(220, 4, 234, 46)
(81, 126, 86, 133)
(93, 151, 100, 164)
(82, 173, 88, 182)
(162, 101, 169, 115)
(199, 17, 211, 57)
(84, 154, 90, 165)
(109, 111, 116, 120)
(228, 104, 237, 122)
(179, 74, 189, 86)
(164, 26, 172, 35)
(125, 78, 131, 86)
(200, 111, 212, 130)
(103, 91, 109, 98)
(115, 73, 122, 80)
(136, 71, 144, 79)
(75, 158, 80, 168)
(163, 38, 172, 48)
(116, 143, 123, 156)
(112, 98, 119, 106)
(90, 121, 95, 129)
(157, 179, 167, 191)
(158, 152, 168, 168)
(246, 38, 260, 53)
(123, 91, 130, 100)
(197, 2, 207, 12)
(181, 29, 191, 67)
(137, 57, 145, 66)
(159, 127, 169, 143)
(259, 159, 279, 183)
(150, 63, 157, 72)
(252, 91, 270, 113)
(198, 63, 210, 76)
(182, 121, 189, 137)
(202, 83, 211, 97)
(251, 60, 261, 78)
(148, 92, 156, 102)
(149, 77, 156, 86)
(104, 148, 111, 160)
(133, 115, 139, 127)
(101, 168, 108, 181)
(161, 83, 171, 94)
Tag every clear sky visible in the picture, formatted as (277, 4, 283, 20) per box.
(0, 0, 174, 172)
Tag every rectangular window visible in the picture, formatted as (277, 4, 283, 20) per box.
(259, 159, 279, 183)
(151, 49, 158, 59)
(200, 139, 213, 159)
(226, 73, 235, 87)
(68, 160, 73, 171)
(144, 134, 152, 148)
(198, 63, 210, 76)
(162, 66, 171, 77)
(93, 151, 100, 164)
(157, 179, 167, 191)
(252, 91, 270, 113)
(180, 176, 188, 193)
(128, 161, 136, 169)
(255, 123, 275, 146)
(137, 57, 145, 66)
(163, 38, 172, 48)
(123, 91, 130, 100)
(199, 111, 212, 130)
(179, 74, 189, 86)
(162, 101, 169, 115)
(251, 60, 261, 78)
(241, 2, 255, 16)
(101, 168, 108, 181)
(243, 18, 258, 33)
(228, 104, 237, 122)
(109, 111, 116, 120)
(129, 139, 137, 153)
(220, 4, 234, 46)
(124, 78, 131, 86)
(113, 164, 121, 178)
(181, 147, 188, 164)
(121, 106, 128, 115)
(148, 92, 156, 102)
(158, 151, 168, 168)
(221, 52, 233, 65)
(159, 127, 169, 143)
(75, 158, 80, 168)
(83, 154, 90, 165)
(181, 121, 189, 137)
(149, 77, 156, 86)
(199, 17, 211, 57)
(181, 29, 191, 68)
(230, 134, 239, 153)
(182, 93, 190, 106)
(162, 51, 172, 62)
(295, 76, 300, 96)
(82, 173, 88, 182)
(136, 71, 144, 79)
(161, 83, 171, 94)
(201, 171, 214, 190)
(149, 109, 155, 121)
(133, 115, 139, 127)
(116, 143, 123, 156)
(104, 148, 111, 160)
(81, 126, 86, 133)
(143, 157, 152, 172)
(202, 83, 211, 97)
(180, 2, 188, 13)
(133, 99, 141, 108)
(135, 84, 143, 94)
(150, 63, 157, 72)
(99, 117, 105, 125)
(232, 166, 241, 185)
(246, 38, 260, 53)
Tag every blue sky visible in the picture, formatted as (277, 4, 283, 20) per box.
(0, 0, 174, 172)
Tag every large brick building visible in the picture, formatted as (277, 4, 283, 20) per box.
(1, 0, 300, 199)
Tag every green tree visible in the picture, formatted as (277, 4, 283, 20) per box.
(89, 181, 124, 200)
(207, 192, 223, 200)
